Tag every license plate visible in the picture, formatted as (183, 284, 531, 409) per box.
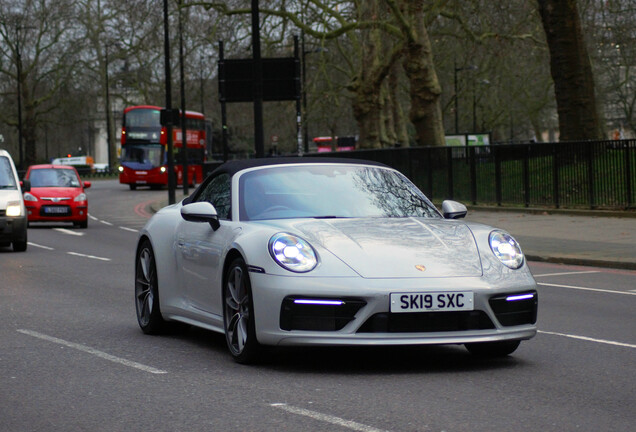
(44, 206, 69, 214)
(390, 291, 474, 313)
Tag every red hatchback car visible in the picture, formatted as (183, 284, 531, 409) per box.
(23, 165, 91, 228)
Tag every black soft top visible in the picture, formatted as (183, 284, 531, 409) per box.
(209, 156, 388, 177)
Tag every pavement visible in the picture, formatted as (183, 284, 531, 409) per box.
(465, 207, 635, 270)
(149, 199, 635, 270)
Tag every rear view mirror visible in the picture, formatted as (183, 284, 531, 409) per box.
(442, 200, 467, 219)
(180, 201, 220, 230)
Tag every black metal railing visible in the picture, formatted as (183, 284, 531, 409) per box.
(309, 139, 636, 210)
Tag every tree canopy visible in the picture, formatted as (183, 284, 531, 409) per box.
(0, 0, 632, 165)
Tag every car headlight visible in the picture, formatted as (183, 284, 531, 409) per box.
(489, 230, 524, 269)
(6, 201, 23, 217)
(24, 192, 38, 202)
(269, 233, 318, 273)
(74, 193, 87, 202)
(118, 166, 124, 172)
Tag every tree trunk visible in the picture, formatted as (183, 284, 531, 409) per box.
(400, 1, 445, 147)
(21, 69, 37, 166)
(350, 1, 385, 149)
(352, 85, 383, 149)
(537, 0, 605, 141)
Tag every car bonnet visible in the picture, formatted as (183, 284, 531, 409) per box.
(289, 217, 483, 278)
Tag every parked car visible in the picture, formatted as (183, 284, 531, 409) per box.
(23, 164, 91, 228)
(0, 149, 29, 251)
(135, 158, 538, 363)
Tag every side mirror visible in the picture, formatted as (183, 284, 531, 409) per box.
(83, 181, 91, 189)
(180, 201, 220, 230)
(441, 200, 467, 219)
(20, 179, 31, 193)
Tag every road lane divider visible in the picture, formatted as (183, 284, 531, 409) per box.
(99, 220, 114, 226)
(270, 403, 389, 432)
(119, 226, 139, 233)
(53, 228, 84, 236)
(67, 251, 111, 261)
(27, 242, 54, 250)
(17, 329, 168, 374)
(534, 270, 601, 277)
(537, 282, 636, 296)
(538, 330, 636, 349)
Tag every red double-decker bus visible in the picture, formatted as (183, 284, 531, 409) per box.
(118, 105, 206, 190)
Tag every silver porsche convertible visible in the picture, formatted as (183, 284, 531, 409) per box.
(135, 158, 537, 363)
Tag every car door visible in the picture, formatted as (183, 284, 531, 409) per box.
(176, 173, 235, 317)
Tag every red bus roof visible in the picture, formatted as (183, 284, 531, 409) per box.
(123, 105, 204, 119)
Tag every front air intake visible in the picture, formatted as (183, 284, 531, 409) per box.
(280, 297, 366, 331)
(489, 291, 538, 326)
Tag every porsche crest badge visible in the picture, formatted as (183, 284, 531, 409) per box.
(415, 265, 427, 272)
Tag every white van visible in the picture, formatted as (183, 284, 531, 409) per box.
(0, 149, 29, 251)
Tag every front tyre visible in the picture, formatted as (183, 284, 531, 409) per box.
(465, 340, 521, 357)
(74, 220, 88, 229)
(135, 239, 166, 334)
(223, 258, 260, 364)
(13, 239, 27, 252)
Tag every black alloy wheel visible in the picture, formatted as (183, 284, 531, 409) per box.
(135, 239, 166, 334)
(223, 257, 260, 364)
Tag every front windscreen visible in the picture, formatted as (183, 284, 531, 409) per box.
(124, 108, 161, 143)
(125, 108, 160, 128)
(29, 168, 81, 187)
(0, 157, 17, 189)
(239, 164, 441, 221)
(121, 144, 164, 168)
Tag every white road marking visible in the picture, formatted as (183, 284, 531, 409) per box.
(53, 228, 84, 236)
(27, 242, 54, 250)
(270, 403, 389, 432)
(537, 282, 635, 296)
(100, 220, 114, 226)
(17, 329, 168, 374)
(119, 226, 138, 233)
(534, 270, 601, 278)
(539, 330, 636, 349)
(67, 251, 111, 262)
(88, 214, 99, 221)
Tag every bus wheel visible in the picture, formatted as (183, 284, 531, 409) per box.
(129, 184, 137, 190)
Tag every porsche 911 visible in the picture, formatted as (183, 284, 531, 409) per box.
(135, 158, 537, 363)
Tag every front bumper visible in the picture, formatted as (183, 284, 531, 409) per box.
(119, 167, 166, 186)
(26, 203, 88, 222)
(250, 272, 537, 347)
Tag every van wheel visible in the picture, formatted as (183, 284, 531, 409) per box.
(13, 239, 27, 252)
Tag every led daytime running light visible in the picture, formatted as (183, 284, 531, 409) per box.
(506, 293, 535, 302)
(294, 299, 344, 306)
